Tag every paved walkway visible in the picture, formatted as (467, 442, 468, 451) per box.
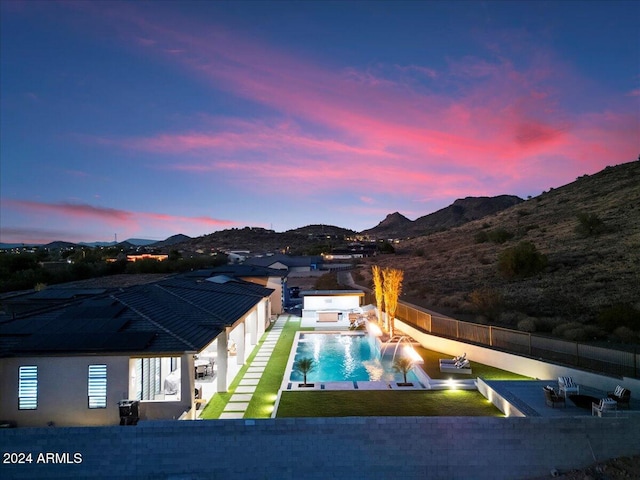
(217, 316, 287, 419)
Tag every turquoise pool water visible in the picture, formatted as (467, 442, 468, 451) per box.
(289, 333, 419, 383)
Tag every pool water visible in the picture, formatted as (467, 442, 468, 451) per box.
(289, 333, 420, 383)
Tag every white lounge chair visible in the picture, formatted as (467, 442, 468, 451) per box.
(592, 398, 617, 417)
(558, 376, 579, 397)
(439, 357, 472, 374)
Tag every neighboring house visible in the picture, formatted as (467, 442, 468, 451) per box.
(244, 254, 323, 273)
(0, 276, 273, 427)
(125, 253, 169, 262)
(197, 265, 289, 315)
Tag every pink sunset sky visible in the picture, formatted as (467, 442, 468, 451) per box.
(1, 1, 638, 244)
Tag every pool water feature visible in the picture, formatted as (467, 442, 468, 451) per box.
(289, 332, 421, 384)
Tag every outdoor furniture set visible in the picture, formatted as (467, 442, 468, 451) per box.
(544, 377, 632, 416)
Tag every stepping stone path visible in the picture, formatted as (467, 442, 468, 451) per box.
(218, 316, 287, 419)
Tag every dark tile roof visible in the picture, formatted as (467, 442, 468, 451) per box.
(203, 264, 288, 278)
(243, 254, 322, 269)
(0, 277, 274, 357)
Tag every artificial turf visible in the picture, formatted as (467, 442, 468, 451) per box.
(276, 390, 504, 417)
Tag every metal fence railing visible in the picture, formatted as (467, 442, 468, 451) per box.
(364, 291, 639, 379)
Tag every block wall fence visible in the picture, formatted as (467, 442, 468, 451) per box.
(2, 416, 640, 479)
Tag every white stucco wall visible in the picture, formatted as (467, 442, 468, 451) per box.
(303, 294, 361, 311)
(396, 319, 640, 394)
(0, 354, 194, 428)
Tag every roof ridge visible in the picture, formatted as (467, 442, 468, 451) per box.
(110, 294, 197, 350)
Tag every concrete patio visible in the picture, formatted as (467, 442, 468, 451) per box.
(483, 379, 639, 418)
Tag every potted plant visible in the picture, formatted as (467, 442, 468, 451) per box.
(392, 356, 415, 387)
(293, 357, 316, 387)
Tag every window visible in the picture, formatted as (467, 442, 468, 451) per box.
(88, 364, 107, 408)
(131, 357, 180, 401)
(18, 366, 38, 410)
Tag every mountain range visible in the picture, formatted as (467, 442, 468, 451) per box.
(362, 160, 640, 342)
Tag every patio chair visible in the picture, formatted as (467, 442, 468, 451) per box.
(439, 353, 466, 365)
(558, 376, 579, 397)
(592, 397, 617, 417)
(543, 386, 565, 408)
(195, 364, 207, 379)
(607, 385, 631, 410)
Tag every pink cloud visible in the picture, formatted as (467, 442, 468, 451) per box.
(66, 3, 637, 205)
(3, 199, 238, 238)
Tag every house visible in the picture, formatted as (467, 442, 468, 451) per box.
(244, 254, 323, 273)
(0, 275, 273, 427)
(190, 264, 288, 314)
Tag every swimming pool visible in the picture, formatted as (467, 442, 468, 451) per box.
(289, 332, 421, 383)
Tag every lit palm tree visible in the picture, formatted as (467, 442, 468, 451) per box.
(393, 356, 415, 385)
(293, 357, 316, 386)
(372, 265, 384, 326)
(382, 267, 404, 337)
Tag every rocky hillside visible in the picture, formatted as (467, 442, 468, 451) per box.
(359, 161, 640, 343)
(362, 195, 523, 238)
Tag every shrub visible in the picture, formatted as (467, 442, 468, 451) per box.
(597, 304, 640, 332)
(474, 231, 489, 243)
(497, 241, 547, 278)
(517, 318, 537, 332)
(487, 228, 514, 244)
(468, 287, 503, 321)
(575, 212, 607, 237)
(612, 327, 638, 344)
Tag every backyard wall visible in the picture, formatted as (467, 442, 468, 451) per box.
(397, 320, 640, 393)
(1, 416, 639, 479)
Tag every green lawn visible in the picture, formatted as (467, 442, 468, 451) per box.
(199, 317, 309, 419)
(414, 346, 531, 380)
(276, 390, 503, 417)
(200, 317, 529, 419)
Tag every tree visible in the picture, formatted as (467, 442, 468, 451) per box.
(371, 265, 384, 326)
(382, 267, 404, 337)
(575, 212, 606, 237)
(497, 242, 547, 279)
(293, 357, 316, 386)
(392, 356, 415, 385)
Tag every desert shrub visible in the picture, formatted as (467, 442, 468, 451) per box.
(575, 212, 607, 237)
(612, 326, 638, 344)
(533, 316, 564, 333)
(414, 248, 425, 257)
(517, 317, 537, 332)
(487, 228, 514, 244)
(474, 231, 489, 243)
(497, 242, 547, 278)
(481, 222, 490, 229)
(468, 287, 503, 321)
(552, 322, 588, 341)
(597, 304, 640, 332)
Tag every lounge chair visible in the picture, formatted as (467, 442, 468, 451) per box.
(592, 397, 617, 417)
(558, 376, 579, 397)
(607, 385, 631, 410)
(439, 357, 472, 374)
(543, 386, 565, 408)
(439, 353, 466, 365)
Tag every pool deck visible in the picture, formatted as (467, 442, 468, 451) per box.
(483, 379, 640, 418)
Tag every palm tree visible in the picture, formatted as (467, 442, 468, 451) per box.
(392, 356, 415, 385)
(382, 267, 404, 337)
(293, 357, 316, 386)
(372, 265, 384, 326)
